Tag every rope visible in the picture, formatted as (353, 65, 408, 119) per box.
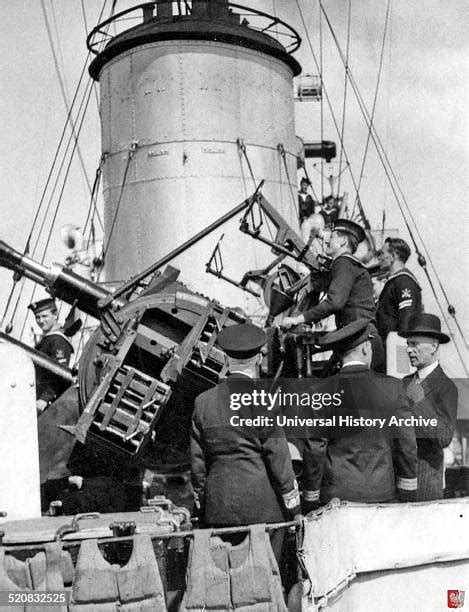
(80, 0, 100, 114)
(237, 139, 257, 187)
(18, 76, 96, 340)
(352, 0, 391, 218)
(83, 153, 107, 239)
(41, 0, 94, 198)
(278, 144, 300, 220)
(2, 0, 110, 334)
(319, 3, 468, 351)
(318, 1, 324, 201)
(337, 0, 352, 197)
(294, 0, 370, 230)
(100, 141, 138, 264)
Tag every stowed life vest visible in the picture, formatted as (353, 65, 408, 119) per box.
(71, 534, 166, 611)
(180, 524, 287, 611)
(0, 543, 71, 611)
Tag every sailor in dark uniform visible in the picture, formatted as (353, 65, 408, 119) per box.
(281, 219, 385, 371)
(298, 177, 317, 224)
(400, 314, 458, 501)
(301, 319, 418, 512)
(377, 237, 422, 343)
(29, 298, 73, 414)
(190, 323, 301, 560)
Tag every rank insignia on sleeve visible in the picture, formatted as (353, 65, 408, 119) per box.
(401, 288, 411, 298)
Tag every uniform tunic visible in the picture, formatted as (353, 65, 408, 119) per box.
(301, 254, 376, 328)
(298, 193, 317, 223)
(35, 330, 73, 404)
(302, 364, 418, 505)
(376, 268, 422, 342)
(403, 364, 458, 501)
(190, 373, 300, 526)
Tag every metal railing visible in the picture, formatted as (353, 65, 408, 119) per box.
(87, 1, 301, 56)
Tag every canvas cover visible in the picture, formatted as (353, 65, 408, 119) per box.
(302, 498, 469, 610)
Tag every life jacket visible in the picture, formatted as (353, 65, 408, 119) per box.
(0, 544, 69, 612)
(181, 524, 287, 611)
(71, 534, 166, 611)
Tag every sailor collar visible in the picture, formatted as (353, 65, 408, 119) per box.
(384, 267, 421, 289)
(42, 329, 74, 349)
(333, 253, 366, 268)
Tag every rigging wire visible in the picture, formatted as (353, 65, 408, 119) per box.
(319, 3, 468, 352)
(83, 153, 107, 240)
(80, 0, 101, 114)
(1, 0, 110, 332)
(294, 0, 370, 229)
(99, 142, 138, 264)
(351, 0, 391, 218)
(337, 0, 352, 197)
(318, 1, 324, 200)
(19, 76, 96, 340)
(4, 77, 95, 335)
(41, 0, 94, 198)
(278, 144, 300, 220)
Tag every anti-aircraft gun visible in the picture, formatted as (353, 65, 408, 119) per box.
(0, 186, 371, 468)
(0, 212, 252, 470)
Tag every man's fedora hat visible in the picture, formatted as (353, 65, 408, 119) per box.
(398, 313, 450, 344)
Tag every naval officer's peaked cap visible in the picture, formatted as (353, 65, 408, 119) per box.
(333, 219, 366, 244)
(216, 323, 266, 359)
(28, 298, 57, 315)
(318, 319, 373, 353)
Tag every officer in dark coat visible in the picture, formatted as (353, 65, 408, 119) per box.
(191, 323, 301, 528)
(29, 298, 73, 413)
(301, 319, 418, 512)
(281, 219, 384, 371)
(400, 314, 458, 501)
(377, 237, 422, 343)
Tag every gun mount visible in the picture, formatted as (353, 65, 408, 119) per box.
(0, 191, 279, 468)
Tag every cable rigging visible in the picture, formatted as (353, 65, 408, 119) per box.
(337, 0, 352, 198)
(294, 0, 370, 230)
(1, 0, 112, 337)
(352, 0, 391, 219)
(318, 2, 467, 355)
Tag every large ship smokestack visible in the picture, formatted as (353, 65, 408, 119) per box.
(87, 0, 302, 313)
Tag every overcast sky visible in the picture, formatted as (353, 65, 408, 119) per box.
(0, 0, 467, 373)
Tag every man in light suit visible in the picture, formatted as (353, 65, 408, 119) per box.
(400, 313, 458, 501)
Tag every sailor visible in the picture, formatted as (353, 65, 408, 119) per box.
(399, 314, 458, 501)
(29, 298, 73, 414)
(281, 219, 385, 371)
(301, 319, 418, 512)
(298, 177, 318, 224)
(376, 237, 423, 343)
(318, 194, 339, 227)
(190, 323, 301, 560)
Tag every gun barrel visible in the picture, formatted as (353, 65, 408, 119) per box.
(0, 240, 120, 318)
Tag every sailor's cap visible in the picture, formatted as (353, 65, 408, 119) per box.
(216, 323, 266, 359)
(28, 298, 57, 315)
(332, 219, 366, 244)
(318, 319, 373, 353)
